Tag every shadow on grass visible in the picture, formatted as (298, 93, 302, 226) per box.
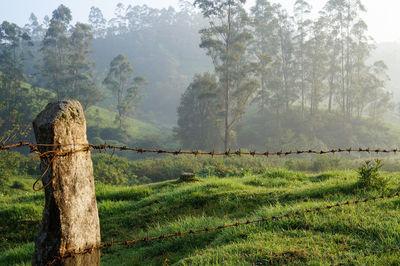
(310, 173, 336, 183)
(96, 188, 152, 202)
(4, 193, 44, 204)
(100, 229, 221, 265)
(279, 182, 360, 203)
(98, 181, 362, 243)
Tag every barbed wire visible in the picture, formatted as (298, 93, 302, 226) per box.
(2, 141, 400, 158)
(88, 145, 400, 157)
(0, 142, 38, 152)
(45, 191, 400, 265)
(4, 141, 400, 264)
(2, 141, 400, 191)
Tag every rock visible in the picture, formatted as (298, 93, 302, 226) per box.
(32, 100, 101, 266)
(179, 172, 198, 182)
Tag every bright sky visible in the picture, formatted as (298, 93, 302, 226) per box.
(1, 0, 399, 43)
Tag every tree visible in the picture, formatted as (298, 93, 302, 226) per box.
(251, 0, 276, 114)
(0, 22, 28, 103)
(323, 0, 367, 118)
(43, 15, 50, 29)
(275, 5, 296, 112)
(23, 13, 45, 41)
(41, 4, 72, 99)
(68, 22, 102, 109)
(176, 73, 221, 150)
(350, 19, 374, 117)
(103, 54, 146, 128)
(88, 7, 107, 38)
(365, 61, 392, 120)
(0, 21, 53, 143)
(293, 0, 312, 116)
(21, 13, 44, 80)
(41, 5, 100, 108)
(0, 21, 32, 142)
(194, 0, 258, 151)
(252, 2, 297, 117)
(320, 8, 341, 113)
(108, 3, 129, 35)
(305, 16, 327, 115)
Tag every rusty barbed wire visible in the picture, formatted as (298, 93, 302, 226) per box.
(88, 145, 400, 157)
(44, 248, 99, 266)
(3, 141, 400, 263)
(0, 142, 39, 152)
(32, 155, 56, 192)
(33, 147, 92, 191)
(2, 141, 400, 191)
(3, 142, 400, 158)
(0, 142, 91, 191)
(45, 191, 400, 265)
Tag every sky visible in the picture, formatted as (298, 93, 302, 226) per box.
(0, 0, 399, 43)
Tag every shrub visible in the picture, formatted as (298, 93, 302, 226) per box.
(357, 159, 387, 191)
(0, 151, 39, 185)
(92, 154, 137, 185)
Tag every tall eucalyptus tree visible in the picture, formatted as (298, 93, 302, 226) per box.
(194, 0, 258, 151)
(293, 0, 312, 116)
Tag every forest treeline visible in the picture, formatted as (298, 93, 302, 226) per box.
(0, 3, 173, 143)
(22, 1, 210, 125)
(176, 0, 394, 151)
(0, 0, 398, 153)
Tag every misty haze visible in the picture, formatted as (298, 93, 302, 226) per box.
(1, 0, 400, 265)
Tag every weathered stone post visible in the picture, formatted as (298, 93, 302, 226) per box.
(32, 100, 101, 265)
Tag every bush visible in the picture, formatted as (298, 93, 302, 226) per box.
(92, 154, 138, 185)
(357, 159, 387, 191)
(0, 151, 39, 185)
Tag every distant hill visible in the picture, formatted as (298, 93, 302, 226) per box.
(84, 105, 174, 155)
(85, 106, 165, 142)
(15, 79, 172, 151)
(91, 24, 212, 126)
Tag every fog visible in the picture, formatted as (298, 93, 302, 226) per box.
(1, 0, 400, 153)
(2, 0, 400, 43)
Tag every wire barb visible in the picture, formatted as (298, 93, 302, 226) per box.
(2, 142, 400, 158)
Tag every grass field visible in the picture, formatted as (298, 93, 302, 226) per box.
(85, 106, 168, 140)
(1, 169, 400, 265)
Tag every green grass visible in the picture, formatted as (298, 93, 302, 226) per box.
(1, 170, 400, 265)
(85, 106, 165, 141)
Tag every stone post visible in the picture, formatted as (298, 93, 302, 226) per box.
(32, 100, 101, 265)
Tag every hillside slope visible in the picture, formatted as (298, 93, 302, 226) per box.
(85, 106, 169, 143)
(1, 170, 400, 265)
